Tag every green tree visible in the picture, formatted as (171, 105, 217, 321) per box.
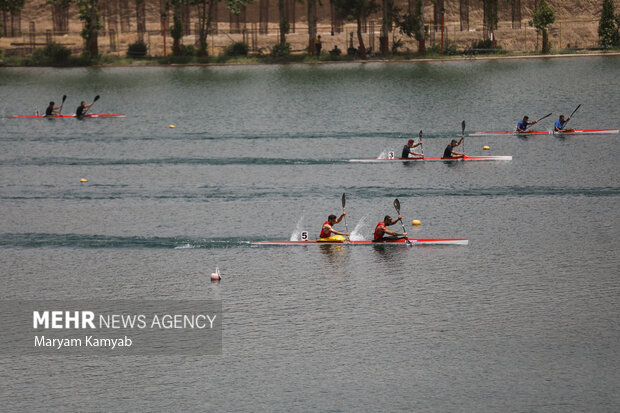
(192, 0, 249, 57)
(47, 0, 73, 32)
(395, 0, 425, 55)
(169, 0, 186, 56)
(379, 0, 395, 55)
(529, 0, 555, 53)
(334, 0, 380, 59)
(277, 0, 289, 45)
(1, 0, 26, 36)
(483, 0, 498, 40)
(598, 0, 619, 49)
(307, 0, 318, 54)
(77, 0, 101, 57)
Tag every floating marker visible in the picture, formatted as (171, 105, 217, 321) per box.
(80, 178, 88, 183)
(412, 220, 421, 226)
(483, 145, 490, 150)
(169, 124, 175, 128)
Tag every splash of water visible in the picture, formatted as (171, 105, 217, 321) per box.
(349, 215, 369, 241)
(290, 216, 305, 241)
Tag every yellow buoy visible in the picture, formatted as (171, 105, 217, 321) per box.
(411, 219, 421, 226)
(483, 145, 490, 150)
(169, 124, 175, 128)
(80, 178, 88, 183)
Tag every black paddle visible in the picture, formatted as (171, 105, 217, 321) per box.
(534, 112, 552, 124)
(58, 95, 67, 115)
(84, 95, 100, 115)
(418, 130, 424, 157)
(563, 104, 581, 129)
(393, 198, 411, 246)
(341, 192, 349, 236)
(461, 120, 466, 157)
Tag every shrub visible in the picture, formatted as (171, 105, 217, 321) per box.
(30, 42, 71, 65)
(225, 42, 249, 57)
(178, 44, 195, 57)
(472, 39, 493, 50)
(127, 41, 147, 58)
(271, 42, 290, 58)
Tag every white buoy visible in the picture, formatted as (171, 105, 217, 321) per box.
(210, 267, 221, 281)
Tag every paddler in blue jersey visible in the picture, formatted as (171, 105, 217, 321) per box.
(443, 136, 465, 158)
(554, 115, 572, 132)
(516, 116, 538, 132)
(401, 138, 423, 159)
(318, 213, 350, 241)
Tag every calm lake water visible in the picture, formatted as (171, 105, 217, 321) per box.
(1, 56, 619, 412)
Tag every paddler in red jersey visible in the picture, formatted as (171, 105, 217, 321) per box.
(373, 215, 407, 242)
(319, 213, 350, 239)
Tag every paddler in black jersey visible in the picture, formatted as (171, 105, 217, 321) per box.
(44, 101, 61, 117)
(319, 213, 350, 240)
(76, 100, 94, 117)
(401, 139, 423, 159)
(443, 135, 465, 158)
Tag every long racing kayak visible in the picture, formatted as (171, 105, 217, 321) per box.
(7, 114, 126, 118)
(470, 129, 618, 136)
(349, 155, 511, 162)
(252, 238, 469, 246)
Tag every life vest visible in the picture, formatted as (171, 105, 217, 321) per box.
(320, 221, 331, 238)
(374, 221, 386, 240)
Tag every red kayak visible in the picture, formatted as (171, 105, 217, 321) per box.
(470, 129, 618, 136)
(252, 238, 468, 246)
(349, 155, 511, 162)
(7, 114, 126, 118)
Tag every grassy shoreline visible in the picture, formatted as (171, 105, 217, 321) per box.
(1, 49, 619, 68)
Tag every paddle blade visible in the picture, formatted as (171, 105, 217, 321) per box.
(393, 198, 401, 214)
(61, 95, 67, 103)
(570, 104, 581, 117)
(93, 95, 100, 102)
(418, 130, 423, 139)
(341, 193, 346, 209)
(461, 120, 466, 132)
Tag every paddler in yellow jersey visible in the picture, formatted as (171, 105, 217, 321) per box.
(319, 213, 350, 241)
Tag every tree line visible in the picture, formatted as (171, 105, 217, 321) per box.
(2, 0, 619, 58)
